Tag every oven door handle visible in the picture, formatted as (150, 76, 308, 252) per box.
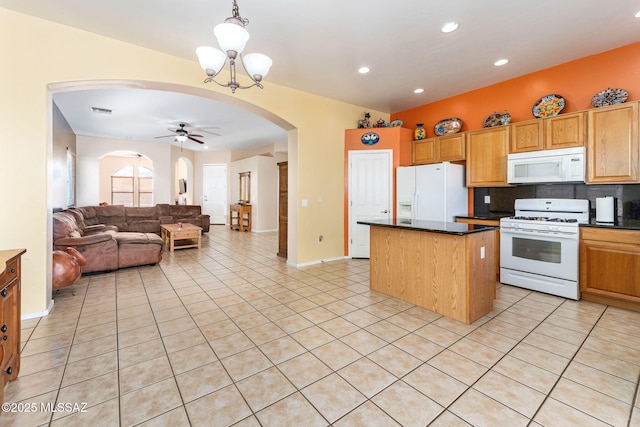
(500, 228, 577, 239)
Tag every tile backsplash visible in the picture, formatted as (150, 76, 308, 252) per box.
(473, 184, 640, 220)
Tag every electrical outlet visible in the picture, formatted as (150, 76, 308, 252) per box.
(480, 246, 485, 259)
(484, 195, 491, 204)
(318, 235, 323, 244)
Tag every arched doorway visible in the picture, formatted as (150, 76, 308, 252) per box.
(47, 80, 298, 266)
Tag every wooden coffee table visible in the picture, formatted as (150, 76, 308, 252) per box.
(160, 223, 202, 252)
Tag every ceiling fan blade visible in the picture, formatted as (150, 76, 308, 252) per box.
(154, 135, 175, 139)
(199, 129, 221, 136)
(188, 136, 205, 144)
(189, 134, 204, 138)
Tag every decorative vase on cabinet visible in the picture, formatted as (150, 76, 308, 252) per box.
(414, 124, 426, 140)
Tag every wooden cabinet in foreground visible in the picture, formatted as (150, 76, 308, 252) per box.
(580, 227, 640, 312)
(587, 101, 639, 183)
(412, 134, 465, 165)
(510, 112, 584, 154)
(466, 126, 510, 187)
(0, 249, 25, 405)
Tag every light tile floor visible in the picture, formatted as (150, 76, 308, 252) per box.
(4, 228, 640, 426)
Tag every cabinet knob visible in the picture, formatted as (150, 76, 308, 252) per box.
(0, 289, 6, 297)
(9, 268, 15, 274)
(0, 325, 6, 333)
(1, 335, 6, 341)
(5, 367, 12, 375)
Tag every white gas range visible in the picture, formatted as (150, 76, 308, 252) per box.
(499, 198, 589, 300)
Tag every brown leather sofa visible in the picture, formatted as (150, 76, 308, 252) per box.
(53, 210, 165, 273)
(72, 204, 210, 234)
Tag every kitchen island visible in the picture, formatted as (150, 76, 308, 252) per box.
(358, 219, 496, 324)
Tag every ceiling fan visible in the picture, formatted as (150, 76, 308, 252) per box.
(154, 123, 218, 145)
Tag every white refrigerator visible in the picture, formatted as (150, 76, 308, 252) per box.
(396, 162, 468, 222)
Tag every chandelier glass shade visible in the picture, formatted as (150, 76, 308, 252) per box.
(196, 1, 272, 93)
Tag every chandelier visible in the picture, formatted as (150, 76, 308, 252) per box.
(196, 0, 272, 93)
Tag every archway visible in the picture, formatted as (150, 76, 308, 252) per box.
(47, 80, 299, 297)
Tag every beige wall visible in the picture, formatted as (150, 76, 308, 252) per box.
(0, 8, 388, 316)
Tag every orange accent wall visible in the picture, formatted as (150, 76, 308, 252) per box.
(343, 127, 413, 254)
(392, 42, 640, 137)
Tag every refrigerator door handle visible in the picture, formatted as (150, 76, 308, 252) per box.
(413, 190, 419, 219)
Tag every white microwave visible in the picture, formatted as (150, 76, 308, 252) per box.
(507, 147, 585, 184)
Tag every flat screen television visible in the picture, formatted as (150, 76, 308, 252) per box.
(178, 179, 187, 194)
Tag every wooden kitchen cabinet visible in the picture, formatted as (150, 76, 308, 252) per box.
(510, 112, 584, 153)
(466, 126, 510, 187)
(580, 227, 640, 311)
(586, 101, 639, 183)
(545, 112, 585, 150)
(510, 120, 543, 153)
(455, 217, 501, 283)
(412, 138, 437, 164)
(412, 134, 465, 165)
(0, 249, 24, 406)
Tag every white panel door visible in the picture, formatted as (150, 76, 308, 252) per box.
(203, 164, 227, 224)
(348, 150, 392, 258)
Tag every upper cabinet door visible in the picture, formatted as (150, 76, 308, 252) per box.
(545, 112, 585, 150)
(466, 126, 510, 187)
(587, 102, 639, 183)
(412, 138, 438, 165)
(510, 120, 543, 153)
(438, 134, 466, 162)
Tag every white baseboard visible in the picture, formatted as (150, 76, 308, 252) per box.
(251, 229, 277, 233)
(22, 299, 54, 320)
(294, 256, 350, 267)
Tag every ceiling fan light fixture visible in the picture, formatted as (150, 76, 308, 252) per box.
(175, 135, 188, 143)
(197, 0, 272, 93)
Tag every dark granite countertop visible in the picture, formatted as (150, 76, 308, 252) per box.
(357, 219, 497, 235)
(455, 214, 512, 222)
(581, 219, 640, 231)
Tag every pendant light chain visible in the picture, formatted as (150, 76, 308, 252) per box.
(231, 0, 249, 26)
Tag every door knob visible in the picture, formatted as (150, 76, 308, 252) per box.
(381, 210, 389, 214)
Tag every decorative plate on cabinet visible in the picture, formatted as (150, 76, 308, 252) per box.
(591, 88, 629, 108)
(389, 119, 403, 127)
(483, 111, 512, 128)
(532, 94, 565, 118)
(434, 117, 463, 136)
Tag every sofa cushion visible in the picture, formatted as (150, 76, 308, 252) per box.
(75, 206, 100, 226)
(96, 205, 127, 225)
(116, 232, 164, 269)
(128, 220, 160, 234)
(126, 206, 158, 220)
(53, 212, 82, 240)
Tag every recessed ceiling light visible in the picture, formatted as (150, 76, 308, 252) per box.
(414, 88, 425, 94)
(358, 66, 370, 74)
(441, 22, 459, 33)
(635, 10, 640, 17)
(494, 59, 509, 66)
